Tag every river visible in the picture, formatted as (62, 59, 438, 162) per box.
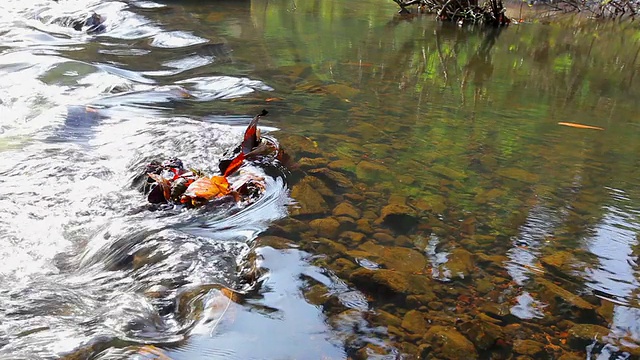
(1, 0, 640, 359)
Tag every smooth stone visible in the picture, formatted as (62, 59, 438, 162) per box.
(444, 248, 475, 280)
(513, 339, 545, 356)
(312, 238, 348, 254)
(568, 323, 611, 347)
(423, 326, 478, 359)
(333, 201, 361, 219)
(297, 157, 329, 169)
(401, 310, 429, 334)
(356, 219, 374, 234)
(373, 309, 403, 327)
(536, 278, 596, 310)
(309, 217, 341, 238)
(309, 168, 354, 189)
(328, 159, 357, 173)
(345, 193, 366, 202)
(372, 232, 395, 244)
(290, 179, 329, 216)
(304, 284, 330, 305)
(355, 161, 391, 181)
(459, 319, 504, 350)
(279, 134, 322, 158)
(339, 231, 366, 244)
(375, 203, 419, 232)
(258, 235, 295, 249)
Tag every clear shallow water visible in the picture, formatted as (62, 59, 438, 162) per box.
(2, 0, 640, 358)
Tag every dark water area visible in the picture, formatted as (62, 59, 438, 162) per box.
(1, 0, 640, 359)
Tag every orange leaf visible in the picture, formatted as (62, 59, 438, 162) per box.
(184, 176, 229, 200)
(558, 122, 604, 130)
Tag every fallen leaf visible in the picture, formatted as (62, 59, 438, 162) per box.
(558, 122, 604, 130)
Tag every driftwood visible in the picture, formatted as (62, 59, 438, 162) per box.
(393, 0, 510, 26)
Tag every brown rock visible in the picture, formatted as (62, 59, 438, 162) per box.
(339, 231, 365, 244)
(270, 218, 309, 236)
(423, 325, 478, 359)
(334, 216, 355, 229)
(444, 248, 475, 280)
(279, 134, 322, 158)
(304, 284, 330, 305)
(328, 159, 356, 173)
(541, 251, 585, 275)
(431, 164, 467, 180)
(345, 193, 365, 202)
(401, 310, 428, 334)
(375, 203, 419, 232)
(406, 294, 437, 308)
(496, 167, 540, 183)
(353, 344, 386, 360)
(355, 161, 392, 182)
(460, 319, 504, 350)
(333, 257, 357, 276)
(513, 339, 545, 356)
(333, 202, 361, 219)
(290, 179, 329, 216)
(258, 235, 295, 248)
(313, 238, 347, 254)
(373, 232, 395, 244)
(356, 219, 374, 234)
(309, 168, 354, 189)
(373, 310, 403, 327)
(309, 217, 341, 238)
(297, 157, 329, 169)
(537, 278, 596, 310)
(568, 323, 610, 347)
(480, 302, 512, 321)
(350, 268, 409, 294)
(378, 247, 426, 273)
(558, 353, 586, 360)
(355, 241, 426, 273)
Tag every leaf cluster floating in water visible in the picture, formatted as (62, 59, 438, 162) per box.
(143, 110, 290, 208)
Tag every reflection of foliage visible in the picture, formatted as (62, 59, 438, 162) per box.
(245, 0, 640, 236)
(545, 0, 640, 21)
(392, 0, 511, 26)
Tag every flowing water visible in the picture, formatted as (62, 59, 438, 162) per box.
(1, 0, 640, 359)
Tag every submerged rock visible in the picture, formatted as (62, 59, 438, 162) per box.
(536, 278, 596, 310)
(352, 241, 426, 273)
(513, 339, 545, 356)
(355, 161, 391, 182)
(328, 159, 357, 173)
(333, 201, 361, 219)
(440, 248, 475, 280)
(401, 310, 429, 334)
(290, 179, 329, 216)
(375, 203, 420, 233)
(309, 167, 354, 189)
(297, 157, 329, 169)
(309, 217, 341, 238)
(279, 134, 322, 158)
(459, 318, 504, 350)
(567, 323, 610, 347)
(349, 268, 432, 296)
(423, 325, 478, 359)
